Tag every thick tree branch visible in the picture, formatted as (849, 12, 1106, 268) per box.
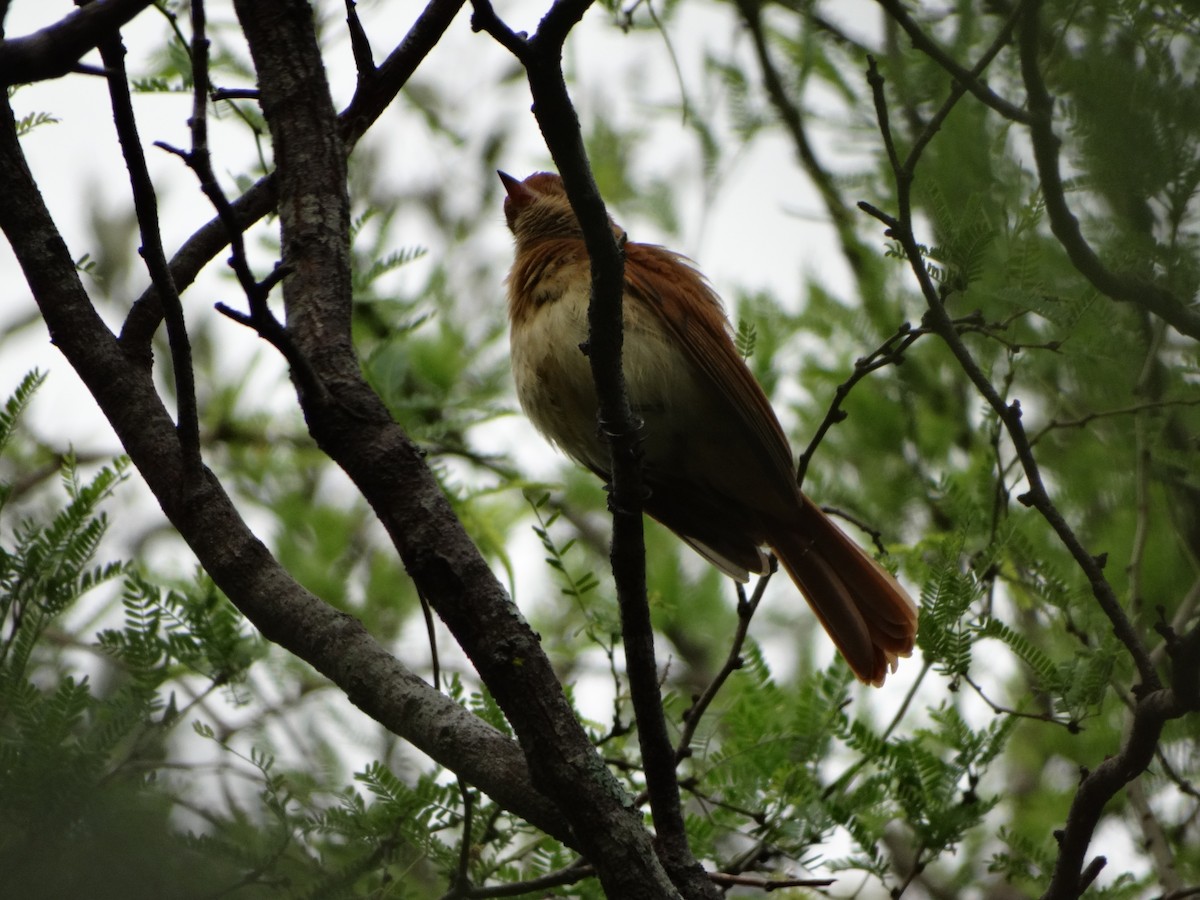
(0, 0, 152, 85)
(1043, 655, 1196, 900)
(1017, 0, 1200, 343)
(0, 86, 571, 848)
(231, 2, 688, 898)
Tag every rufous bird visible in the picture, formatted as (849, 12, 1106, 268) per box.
(499, 170, 917, 685)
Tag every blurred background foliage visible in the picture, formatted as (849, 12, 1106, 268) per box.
(1, 0, 1197, 897)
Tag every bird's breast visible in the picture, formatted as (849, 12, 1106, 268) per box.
(509, 282, 708, 477)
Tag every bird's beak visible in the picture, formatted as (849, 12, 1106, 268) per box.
(497, 170, 521, 195)
(498, 171, 536, 231)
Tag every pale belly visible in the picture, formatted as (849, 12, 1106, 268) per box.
(509, 286, 778, 507)
(510, 286, 703, 472)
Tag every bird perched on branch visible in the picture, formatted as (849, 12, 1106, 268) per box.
(499, 170, 917, 686)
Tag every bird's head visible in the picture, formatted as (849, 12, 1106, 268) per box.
(499, 171, 627, 248)
(498, 171, 581, 244)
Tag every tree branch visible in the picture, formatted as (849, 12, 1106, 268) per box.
(474, 1, 719, 896)
(338, 0, 465, 148)
(676, 576, 770, 760)
(344, 0, 376, 82)
(898, 0, 1029, 178)
(1016, 0, 1200, 343)
(440, 859, 593, 898)
(872, 0, 1031, 125)
(860, 54, 1200, 900)
(119, 0, 465, 353)
(1042, 668, 1195, 900)
(232, 2, 686, 897)
(97, 28, 201, 477)
(797, 319, 926, 486)
(0, 84, 572, 848)
(0, 0, 152, 86)
(154, 0, 320, 399)
(862, 57, 1159, 690)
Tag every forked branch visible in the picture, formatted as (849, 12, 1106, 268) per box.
(860, 47, 1200, 900)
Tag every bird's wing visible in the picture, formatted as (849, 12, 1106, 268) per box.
(622, 241, 798, 489)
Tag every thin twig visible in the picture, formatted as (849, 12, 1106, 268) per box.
(97, 30, 202, 478)
(450, 778, 475, 896)
(676, 573, 772, 760)
(155, 0, 322, 401)
(679, 777, 766, 824)
(891, 842, 930, 899)
(707, 871, 834, 890)
(421, 589, 442, 691)
(873, 0, 1031, 125)
(823, 507, 890, 556)
(438, 860, 593, 899)
(1028, 397, 1200, 449)
(797, 320, 925, 486)
(961, 672, 1077, 729)
(210, 87, 259, 101)
(797, 313, 1016, 488)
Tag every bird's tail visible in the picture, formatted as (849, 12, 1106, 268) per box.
(771, 497, 917, 686)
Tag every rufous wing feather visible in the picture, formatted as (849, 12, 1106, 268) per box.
(623, 242, 798, 489)
(625, 240, 918, 684)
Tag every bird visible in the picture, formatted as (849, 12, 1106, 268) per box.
(499, 170, 917, 686)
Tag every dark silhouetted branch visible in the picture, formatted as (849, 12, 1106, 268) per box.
(0, 0, 152, 86)
(0, 80, 572, 850)
(474, 1, 713, 896)
(233, 1, 687, 897)
(120, 0, 465, 352)
(860, 53, 1200, 900)
(97, 29, 201, 477)
(1016, 0, 1200, 342)
(873, 0, 1031, 125)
